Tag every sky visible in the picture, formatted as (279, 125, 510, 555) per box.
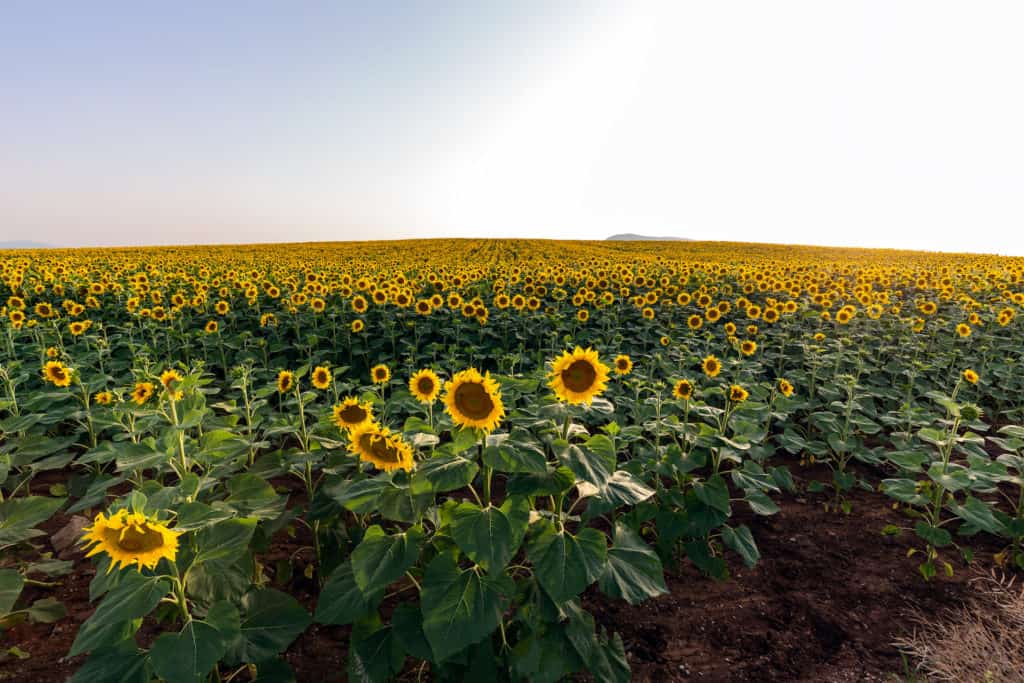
(2, 1, 1023, 254)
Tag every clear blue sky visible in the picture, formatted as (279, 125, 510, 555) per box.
(2, 1, 1023, 254)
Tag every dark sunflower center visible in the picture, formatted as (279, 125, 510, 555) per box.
(106, 524, 164, 553)
(315, 370, 329, 383)
(562, 360, 597, 393)
(51, 367, 67, 381)
(417, 377, 435, 395)
(454, 382, 494, 420)
(361, 434, 401, 463)
(339, 405, 367, 423)
(617, 359, 628, 370)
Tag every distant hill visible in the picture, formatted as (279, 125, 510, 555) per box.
(0, 240, 54, 249)
(606, 233, 690, 241)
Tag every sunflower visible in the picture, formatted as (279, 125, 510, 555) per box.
(94, 390, 114, 405)
(69, 321, 87, 336)
(332, 397, 375, 431)
(613, 354, 633, 376)
(204, 320, 219, 334)
(701, 354, 721, 378)
(577, 309, 589, 322)
(409, 368, 441, 403)
(351, 319, 365, 333)
(962, 368, 979, 385)
(687, 314, 702, 330)
(549, 347, 610, 405)
(42, 361, 72, 387)
(673, 379, 693, 400)
(46, 346, 59, 359)
(80, 509, 180, 572)
(729, 384, 749, 403)
(277, 370, 295, 393)
(955, 323, 971, 338)
(739, 340, 757, 356)
(443, 367, 504, 433)
(371, 364, 391, 385)
(347, 422, 414, 472)
(215, 300, 230, 315)
(777, 378, 794, 397)
(311, 366, 332, 390)
(160, 369, 183, 391)
(131, 382, 155, 405)
(659, 336, 670, 347)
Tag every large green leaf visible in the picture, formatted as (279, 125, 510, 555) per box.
(0, 568, 24, 615)
(225, 474, 287, 519)
(947, 496, 1005, 535)
(598, 522, 668, 605)
(721, 525, 760, 568)
(149, 620, 226, 683)
(315, 563, 382, 626)
(449, 502, 519, 573)
(71, 574, 171, 656)
(482, 443, 546, 473)
(351, 524, 425, 595)
(420, 552, 512, 663)
(693, 475, 730, 514)
(410, 455, 479, 495)
(527, 520, 607, 603)
(555, 440, 612, 489)
(69, 641, 150, 683)
(0, 495, 66, 549)
(191, 517, 257, 568)
(228, 589, 311, 664)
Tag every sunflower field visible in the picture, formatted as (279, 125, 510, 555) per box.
(1, 238, 1024, 681)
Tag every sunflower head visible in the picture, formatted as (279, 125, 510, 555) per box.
(962, 368, 979, 385)
(659, 336, 671, 347)
(94, 390, 114, 405)
(351, 319, 365, 333)
(955, 323, 971, 338)
(549, 347, 610, 406)
(371, 364, 391, 385)
(701, 355, 721, 378)
(777, 378, 794, 397)
(673, 379, 693, 401)
(613, 354, 633, 376)
(81, 508, 180, 572)
(740, 340, 757, 356)
(409, 368, 441, 404)
(131, 382, 155, 405)
(277, 370, 295, 393)
(347, 422, 415, 472)
(43, 360, 72, 387)
(729, 384, 749, 403)
(205, 320, 219, 334)
(332, 397, 375, 431)
(443, 368, 504, 433)
(311, 366, 332, 390)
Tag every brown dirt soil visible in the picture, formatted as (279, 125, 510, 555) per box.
(0, 463, 1003, 682)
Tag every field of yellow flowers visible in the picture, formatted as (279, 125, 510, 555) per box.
(2, 238, 1024, 681)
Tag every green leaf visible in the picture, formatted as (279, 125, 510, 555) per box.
(410, 455, 479, 495)
(315, 563, 382, 626)
(914, 522, 952, 548)
(721, 525, 760, 568)
(69, 641, 150, 683)
(527, 520, 607, 603)
(251, 658, 297, 683)
(420, 553, 512, 663)
(450, 502, 518, 573)
(325, 475, 391, 513)
(26, 596, 66, 623)
(597, 470, 655, 507)
(390, 603, 433, 661)
(174, 502, 235, 531)
(555, 440, 612, 488)
(351, 524, 425, 595)
(693, 475, 730, 514)
(228, 589, 311, 664)
(947, 496, 1005, 535)
(191, 517, 257, 568)
(598, 522, 668, 605)
(71, 574, 171, 656)
(927, 463, 971, 492)
(0, 568, 24, 615)
(225, 474, 287, 519)
(482, 443, 546, 473)
(0, 495, 66, 549)
(149, 620, 226, 683)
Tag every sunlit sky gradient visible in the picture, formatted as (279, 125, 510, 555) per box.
(2, 1, 1023, 254)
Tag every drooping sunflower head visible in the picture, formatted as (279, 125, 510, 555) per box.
(311, 365, 332, 390)
(371, 364, 391, 385)
(613, 354, 633, 376)
(81, 508, 181, 572)
(729, 384, 749, 403)
(548, 347, 610, 405)
(443, 367, 504, 433)
(347, 422, 415, 472)
(701, 355, 721, 378)
(277, 370, 295, 393)
(42, 360, 72, 387)
(777, 378, 794, 397)
(332, 397, 374, 431)
(131, 381, 155, 405)
(962, 368, 979, 385)
(673, 379, 693, 401)
(409, 368, 441, 404)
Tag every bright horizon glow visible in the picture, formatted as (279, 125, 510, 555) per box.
(2, 2, 1023, 255)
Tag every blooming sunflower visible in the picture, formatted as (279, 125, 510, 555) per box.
(549, 347, 610, 405)
(777, 378, 794, 397)
(955, 323, 971, 338)
(347, 422, 414, 472)
(613, 354, 633, 376)
(277, 370, 295, 393)
(673, 379, 694, 400)
(443, 368, 504, 433)
(332, 397, 375, 431)
(962, 368, 979, 385)
(351, 319, 365, 333)
(311, 366, 332, 390)
(131, 382, 155, 405)
(409, 368, 441, 403)
(80, 509, 180, 572)
(94, 390, 114, 405)
(729, 384, 749, 403)
(204, 320, 219, 334)
(364, 364, 388, 387)
(701, 354, 721, 378)
(42, 360, 72, 387)
(160, 369, 183, 392)
(739, 340, 757, 356)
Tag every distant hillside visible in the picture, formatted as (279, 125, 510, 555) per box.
(606, 233, 690, 241)
(0, 240, 54, 249)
